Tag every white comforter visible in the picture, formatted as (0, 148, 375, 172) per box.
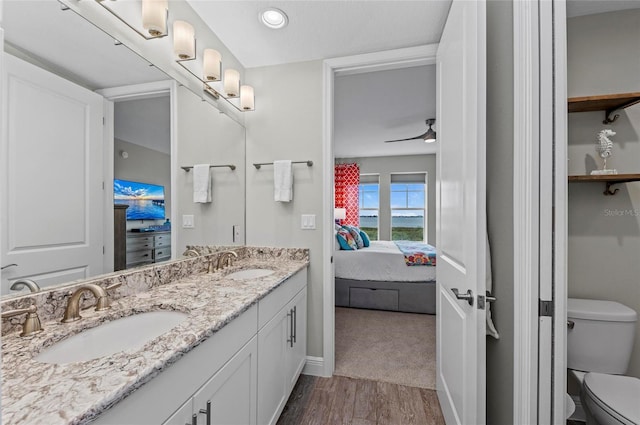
(334, 240, 436, 282)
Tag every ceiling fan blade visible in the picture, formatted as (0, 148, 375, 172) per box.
(383, 131, 429, 143)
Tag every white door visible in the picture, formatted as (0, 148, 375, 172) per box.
(1, 54, 104, 293)
(435, 0, 487, 424)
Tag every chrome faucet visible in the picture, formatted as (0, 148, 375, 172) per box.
(216, 251, 238, 271)
(1, 305, 43, 337)
(62, 284, 110, 323)
(183, 249, 200, 258)
(10, 279, 41, 293)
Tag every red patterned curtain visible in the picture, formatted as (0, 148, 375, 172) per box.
(335, 163, 360, 226)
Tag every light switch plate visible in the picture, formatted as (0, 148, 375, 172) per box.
(301, 214, 316, 230)
(182, 214, 194, 228)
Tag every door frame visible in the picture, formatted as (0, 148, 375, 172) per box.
(513, 0, 567, 423)
(318, 44, 438, 377)
(97, 80, 179, 269)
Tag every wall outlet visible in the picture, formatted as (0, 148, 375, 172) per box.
(301, 214, 316, 230)
(182, 214, 194, 228)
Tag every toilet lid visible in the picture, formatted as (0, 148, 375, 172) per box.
(568, 298, 637, 322)
(584, 373, 640, 424)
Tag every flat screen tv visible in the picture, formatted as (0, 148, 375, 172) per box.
(114, 179, 165, 221)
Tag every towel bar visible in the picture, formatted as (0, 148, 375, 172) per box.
(181, 164, 236, 172)
(253, 160, 313, 169)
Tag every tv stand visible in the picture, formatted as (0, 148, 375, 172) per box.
(125, 230, 171, 269)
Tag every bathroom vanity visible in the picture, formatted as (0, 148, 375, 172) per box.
(0, 247, 309, 425)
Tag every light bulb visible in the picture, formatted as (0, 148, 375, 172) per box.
(203, 49, 222, 81)
(142, 0, 167, 37)
(240, 85, 255, 111)
(224, 69, 240, 97)
(173, 20, 195, 60)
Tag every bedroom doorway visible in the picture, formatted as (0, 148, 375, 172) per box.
(323, 46, 439, 390)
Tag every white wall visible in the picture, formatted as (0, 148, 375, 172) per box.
(114, 138, 171, 229)
(335, 155, 436, 244)
(567, 9, 640, 378)
(245, 60, 324, 357)
(175, 86, 246, 251)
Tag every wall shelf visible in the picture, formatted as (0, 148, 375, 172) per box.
(568, 174, 640, 195)
(568, 92, 640, 124)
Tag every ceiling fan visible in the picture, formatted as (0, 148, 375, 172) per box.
(384, 118, 436, 143)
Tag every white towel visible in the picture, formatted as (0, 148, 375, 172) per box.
(486, 233, 500, 339)
(274, 160, 293, 202)
(193, 164, 212, 203)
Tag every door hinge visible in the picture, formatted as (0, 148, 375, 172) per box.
(539, 300, 554, 317)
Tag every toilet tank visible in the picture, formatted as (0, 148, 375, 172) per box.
(567, 298, 637, 374)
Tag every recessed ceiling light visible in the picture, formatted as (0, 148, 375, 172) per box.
(260, 8, 288, 29)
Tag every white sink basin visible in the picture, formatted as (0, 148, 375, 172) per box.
(35, 311, 188, 364)
(226, 269, 275, 280)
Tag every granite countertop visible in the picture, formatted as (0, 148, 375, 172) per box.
(1, 257, 308, 425)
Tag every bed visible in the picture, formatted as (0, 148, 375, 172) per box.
(334, 240, 437, 314)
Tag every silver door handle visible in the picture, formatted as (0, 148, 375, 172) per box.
(451, 288, 474, 306)
(485, 291, 496, 303)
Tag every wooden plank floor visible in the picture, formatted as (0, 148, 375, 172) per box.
(278, 375, 446, 425)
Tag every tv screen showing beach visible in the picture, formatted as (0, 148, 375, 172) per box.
(114, 179, 165, 220)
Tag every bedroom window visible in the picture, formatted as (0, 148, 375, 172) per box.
(359, 175, 379, 240)
(390, 173, 426, 242)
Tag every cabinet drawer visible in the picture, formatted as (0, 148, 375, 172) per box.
(258, 268, 307, 330)
(154, 247, 171, 261)
(154, 233, 170, 243)
(127, 237, 154, 250)
(127, 249, 153, 263)
(350, 287, 399, 311)
(154, 239, 170, 248)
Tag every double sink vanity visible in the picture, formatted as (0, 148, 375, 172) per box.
(1, 246, 309, 425)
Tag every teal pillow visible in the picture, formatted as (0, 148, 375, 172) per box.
(359, 230, 370, 247)
(336, 229, 356, 250)
(343, 225, 364, 249)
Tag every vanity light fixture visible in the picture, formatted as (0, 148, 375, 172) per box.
(260, 8, 289, 29)
(203, 49, 222, 81)
(173, 20, 195, 60)
(224, 69, 240, 98)
(240, 85, 255, 111)
(95, 0, 168, 40)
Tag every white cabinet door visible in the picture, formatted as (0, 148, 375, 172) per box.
(435, 0, 487, 424)
(1, 53, 104, 292)
(257, 308, 289, 425)
(193, 337, 257, 425)
(286, 287, 307, 391)
(163, 399, 194, 425)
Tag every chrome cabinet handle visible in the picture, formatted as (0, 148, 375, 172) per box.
(186, 413, 197, 425)
(198, 400, 211, 425)
(292, 306, 297, 344)
(287, 310, 293, 347)
(451, 288, 474, 306)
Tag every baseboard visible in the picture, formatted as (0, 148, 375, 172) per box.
(302, 356, 325, 376)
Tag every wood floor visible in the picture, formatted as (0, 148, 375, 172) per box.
(277, 374, 445, 425)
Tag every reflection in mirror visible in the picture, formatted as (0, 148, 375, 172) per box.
(1, 0, 168, 298)
(1, 0, 246, 299)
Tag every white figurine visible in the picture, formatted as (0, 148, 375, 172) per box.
(592, 129, 618, 175)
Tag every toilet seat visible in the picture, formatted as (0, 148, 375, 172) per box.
(582, 372, 640, 425)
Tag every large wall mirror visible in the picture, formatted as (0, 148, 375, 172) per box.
(0, 0, 246, 298)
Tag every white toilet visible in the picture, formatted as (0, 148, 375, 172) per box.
(567, 298, 640, 425)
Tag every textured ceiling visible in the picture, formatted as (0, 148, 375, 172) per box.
(3, 0, 168, 90)
(334, 65, 436, 158)
(186, 0, 452, 68)
(115, 96, 171, 155)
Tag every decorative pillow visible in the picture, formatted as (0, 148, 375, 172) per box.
(343, 225, 364, 249)
(336, 228, 357, 250)
(359, 229, 371, 247)
(334, 222, 343, 232)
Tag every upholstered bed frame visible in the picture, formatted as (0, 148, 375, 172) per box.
(335, 278, 436, 314)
